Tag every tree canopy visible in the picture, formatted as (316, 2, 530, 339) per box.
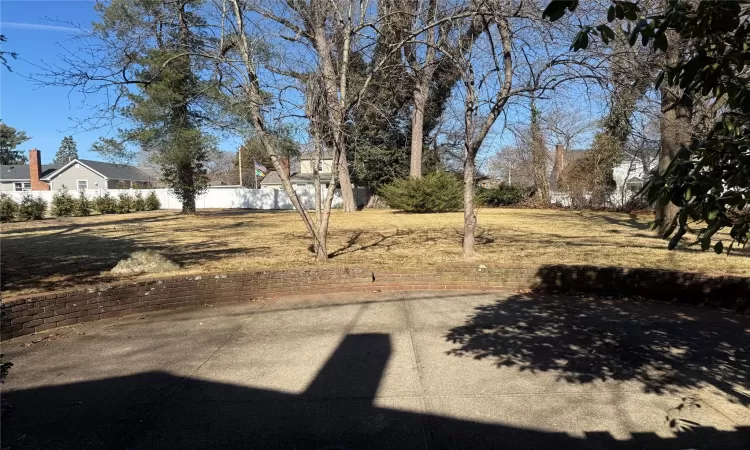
(54, 136, 79, 164)
(0, 123, 30, 165)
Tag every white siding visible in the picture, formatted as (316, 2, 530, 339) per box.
(299, 158, 333, 174)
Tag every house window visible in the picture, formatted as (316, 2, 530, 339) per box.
(77, 180, 88, 190)
(318, 161, 324, 172)
(14, 182, 31, 192)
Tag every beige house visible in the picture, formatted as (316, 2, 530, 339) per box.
(260, 152, 334, 190)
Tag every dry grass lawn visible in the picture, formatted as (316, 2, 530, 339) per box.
(2, 208, 749, 296)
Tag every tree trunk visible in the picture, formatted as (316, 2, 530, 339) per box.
(181, 195, 196, 214)
(410, 78, 428, 178)
(462, 154, 477, 258)
(656, 33, 693, 237)
(337, 150, 356, 212)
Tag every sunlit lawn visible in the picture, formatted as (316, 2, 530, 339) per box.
(2, 208, 748, 296)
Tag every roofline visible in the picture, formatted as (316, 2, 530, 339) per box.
(41, 159, 108, 181)
(0, 178, 32, 182)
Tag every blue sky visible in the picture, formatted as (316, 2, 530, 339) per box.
(1, 1, 600, 168)
(1, 1, 109, 163)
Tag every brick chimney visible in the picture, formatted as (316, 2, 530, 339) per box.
(551, 143, 565, 187)
(29, 149, 50, 191)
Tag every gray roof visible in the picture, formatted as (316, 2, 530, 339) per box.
(0, 164, 61, 181)
(43, 159, 154, 181)
(260, 171, 334, 186)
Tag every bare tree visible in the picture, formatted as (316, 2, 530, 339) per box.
(448, 1, 600, 256)
(401, 0, 486, 178)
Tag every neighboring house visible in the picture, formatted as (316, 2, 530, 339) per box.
(0, 163, 60, 192)
(0, 149, 157, 191)
(476, 177, 504, 189)
(260, 152, 334, 190)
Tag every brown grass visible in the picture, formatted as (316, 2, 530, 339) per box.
(2, 208, 748, 296)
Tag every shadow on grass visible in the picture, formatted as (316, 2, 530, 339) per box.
(0, 230, 269, 294)
(575, 210, 652, 232)
(0, 212, 176, 235)
(446, 291, 750, 408)
(4, 333, 749, 449)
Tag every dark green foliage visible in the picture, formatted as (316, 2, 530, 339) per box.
(378, 172, 463, 213)
(75, 190, 92, 216)
(548, 0, 750, 253)
(352, 144, 410, 191)
(477, 185, 530, 207)
(145, 191, 161, 211)
(133, 191, 146, 211)
(94, 193, 117, 214)
(51, 188, 76, 217)
(53, 136, 78, 164)
(17, 193, 46, 220)
(92, 0, 212, 214)
(0, 123, 30, 165)
(116, 192, 134, 214)
(0, 193, 18, 222)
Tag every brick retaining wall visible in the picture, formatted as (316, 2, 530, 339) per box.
(2, 265, 748, 340)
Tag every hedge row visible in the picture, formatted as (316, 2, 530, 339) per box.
(0, 189, 161, 222)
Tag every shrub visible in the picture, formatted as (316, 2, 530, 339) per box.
(93, 192, 117, 214)
(477, 184, 530, 207)
(378, 171, 463, 213)
(133, 191, 146, 212)
(75, 190, 92, 216)
(17, 193, 46, 220)
(116, 192, 134, 214)
(0, 194, 18, 222)
(145, 191, 161, 211)
(51, 187, 76, 217)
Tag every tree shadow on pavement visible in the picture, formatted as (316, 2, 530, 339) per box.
(4, 333, 749, 449)
(445, 293, 750, 406)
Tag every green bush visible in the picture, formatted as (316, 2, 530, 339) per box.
(378, 171, 463, 213)
(18, 193, 46, 220)
(51, 188, 76, 217)
(133, 191, 146, 211)
(477, 184, 530, 207)
(0, 194, 18, 222)
(75, 190, 92, 216)
(93, 192, 117, 214)
(145, 191, 161, 211)
(116, 192, 134, 214)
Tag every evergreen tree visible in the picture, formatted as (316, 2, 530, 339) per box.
(0, 123, 30, 165)
(92, 0, 212, 214)
(54, 136, 78, 163)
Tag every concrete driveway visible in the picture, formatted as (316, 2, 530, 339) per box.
(2, 291, 749, 449)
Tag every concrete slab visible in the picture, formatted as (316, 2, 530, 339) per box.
(2, 290, 749, 449)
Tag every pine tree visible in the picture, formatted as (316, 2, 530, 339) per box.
(92, 0, 212, 214)
(0, 123, 30, 165)
(54, 136, 78, 163)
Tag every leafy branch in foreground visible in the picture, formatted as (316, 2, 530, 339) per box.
(544, 0, 750, 254)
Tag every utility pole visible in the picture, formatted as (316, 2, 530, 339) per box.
(238, 148, 243, 187)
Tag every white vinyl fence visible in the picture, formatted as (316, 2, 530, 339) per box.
(5, 187, 369, 211)
(549, 190, 638, 208)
